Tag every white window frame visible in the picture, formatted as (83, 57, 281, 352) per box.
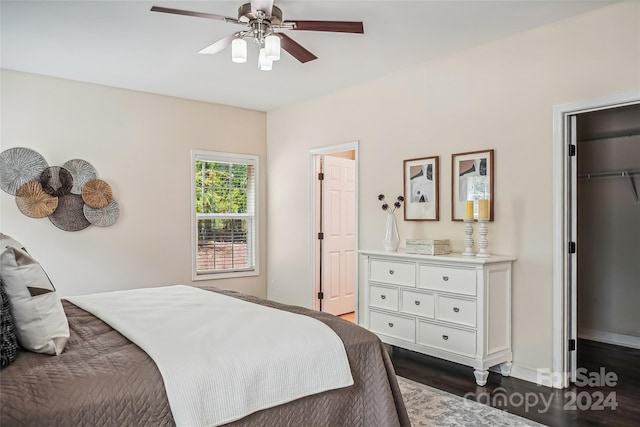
(191, 150, 259, 281)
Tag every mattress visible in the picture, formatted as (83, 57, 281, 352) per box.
(0, 286, 410, 427)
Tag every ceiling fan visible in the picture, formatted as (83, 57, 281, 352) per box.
(150, 0, 364, 70)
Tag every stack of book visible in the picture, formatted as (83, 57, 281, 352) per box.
(405, 239, 451, 255)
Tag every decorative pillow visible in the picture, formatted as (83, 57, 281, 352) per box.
(0, 233, 26, 251)
(0, 279, 20, 368)
(0, 246, 69, 355)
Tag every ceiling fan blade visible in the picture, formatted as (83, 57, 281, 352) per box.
(278, 33, 317, 64)
(198, 34, 236, 55)
(285, 20, 364, 34)
(150, 6, 237, 23)
(251, 0, 274, 16)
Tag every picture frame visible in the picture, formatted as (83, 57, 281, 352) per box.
(451, 149, 494, 221)
(403, 156, 439, 221)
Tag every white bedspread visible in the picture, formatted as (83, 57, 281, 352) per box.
(66, 285, 353, 427)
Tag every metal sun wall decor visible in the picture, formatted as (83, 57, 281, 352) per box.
(0, 147, 120, 232)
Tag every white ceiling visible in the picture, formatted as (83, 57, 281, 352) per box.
(1, 1, 614, 112)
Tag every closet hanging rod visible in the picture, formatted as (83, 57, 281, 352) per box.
(578, 169, 640, 180)
(578, 169, 639, 203)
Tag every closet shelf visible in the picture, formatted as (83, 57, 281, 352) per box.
(577, 129, 640, 143)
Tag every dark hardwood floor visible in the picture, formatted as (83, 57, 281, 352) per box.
(391, 339, 639, 426)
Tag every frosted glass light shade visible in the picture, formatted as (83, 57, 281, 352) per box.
(265, 34, 281, 61)
(258, 48, 272, 71)
(231, 38, 247, 63)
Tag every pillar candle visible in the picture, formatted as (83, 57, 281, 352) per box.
(464, 200, 474, 220)
(478, 199, 489, 219)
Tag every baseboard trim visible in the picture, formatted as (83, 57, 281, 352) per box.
(506, 330, 640, 388)
(509, 365, 556, 388)
(578, 328, 640, 349)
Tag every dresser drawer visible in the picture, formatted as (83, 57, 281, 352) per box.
(369, 311, 415, 342)
(436, 295, 476, 327)
(369, 285, 399, 311)
(370, 259, 415, 287)
(418, 265, 476, 295)
(401, 290, 435, 319)
(417, 321, 476, 357)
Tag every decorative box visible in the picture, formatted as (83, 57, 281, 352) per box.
(405, 239, 451, 255)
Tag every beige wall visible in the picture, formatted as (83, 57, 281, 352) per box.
(1, 70, 267, 298)
(266, 2, 640, 377)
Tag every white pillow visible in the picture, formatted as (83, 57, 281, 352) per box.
(0, 246, 69, 355)
(0, 233, 26, 251)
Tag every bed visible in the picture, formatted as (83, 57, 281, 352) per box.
(0, 286, 410, 427)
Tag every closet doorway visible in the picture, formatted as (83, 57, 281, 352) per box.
(552, 93, 640, 388)
(575, 104, 640, 351)
(310, 142, 359, 319)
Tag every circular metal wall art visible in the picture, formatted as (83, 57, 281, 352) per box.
(40, 166, 73, 197)
(83, 199, 120, 227)
(63, 159, 97, 195)
(15, 181, 59, 218)
(0, 147, 49, 195)
(82, 179, 113, 208)
(3, 150, 119, 231)
(49, 194, 91, 232)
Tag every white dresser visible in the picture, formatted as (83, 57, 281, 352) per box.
(360, 250, 516, 386)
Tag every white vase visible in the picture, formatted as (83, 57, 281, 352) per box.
(383, 213, 400, 251)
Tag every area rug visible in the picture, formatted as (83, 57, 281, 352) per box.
(397, 376, 546, 426)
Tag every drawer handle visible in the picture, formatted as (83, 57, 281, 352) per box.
(442, 335, 449, 341)
(414, 300, 421, 306)
(389, 269, 395, 275)
(380, 294, 386, 300)
(453, 307, 460, 313)
(388, 322, 394, 328)
(442, 276, 449, 281)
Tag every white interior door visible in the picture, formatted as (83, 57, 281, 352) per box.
(568, 114, 578, 382)
(321, 155, 356, 316)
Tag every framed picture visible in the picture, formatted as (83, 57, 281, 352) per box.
(403, 156, 439, 221)
(451, 149, 494, 221)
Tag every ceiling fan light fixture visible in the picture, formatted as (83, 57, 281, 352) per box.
(265, 34, 281, 61)
(258, 47, 273, 71)
(151, 4, 364, 68)
(231, 38, 247, 63)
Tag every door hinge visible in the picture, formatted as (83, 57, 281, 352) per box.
(317, 292, 324, 300)
(318, 232, 324, 240)
(568, 241, 576, 254)
(569, 339, 576, 351)
(568, 144, 576, 157)
(318, 172, 324, 180)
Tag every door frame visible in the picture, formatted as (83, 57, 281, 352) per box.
(309, 141, 359, 315)
(551, 91, 640, 388)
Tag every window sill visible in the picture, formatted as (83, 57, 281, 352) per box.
(192, 269, 259, 281)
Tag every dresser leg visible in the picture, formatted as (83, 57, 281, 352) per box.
(499, 361, 513, 377)
(474, 369, 489, 386)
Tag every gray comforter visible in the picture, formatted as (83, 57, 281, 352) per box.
(0, 286, 410, 426)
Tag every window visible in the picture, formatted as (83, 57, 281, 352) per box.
(191, 150, 258, 280)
